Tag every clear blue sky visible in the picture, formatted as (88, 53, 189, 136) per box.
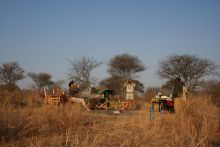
(1, 0, 220, 89)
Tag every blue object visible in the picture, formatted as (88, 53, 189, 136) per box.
(150, 107, 154, 112)
(149, 106, 155, 119)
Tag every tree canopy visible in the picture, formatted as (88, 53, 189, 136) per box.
(158, 54, 218, 92)
(100, 53, 145, 95)
(28, 72, 53, 89)
(108, 53, 145, 80)
(68, 56, 101, 90)
(0, 61, 24, 87)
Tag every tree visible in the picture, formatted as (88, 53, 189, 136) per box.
(108, 53, 145, 80)
(200, 80, 220, 106)
(102, 53, 145, 95)
(99, 76, 124, 94)
(28, 72, 53, 89)
(68, 56, 101, 90)
(133, 79, 145, 94)
(0, 61, 24, 87)
(158, 54, 218, 92)
(144, 87, 160, 102)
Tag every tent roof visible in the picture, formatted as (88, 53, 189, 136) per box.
(96, 86, 113, 94)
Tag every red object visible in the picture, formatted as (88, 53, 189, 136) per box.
(166, 99, 174, 107)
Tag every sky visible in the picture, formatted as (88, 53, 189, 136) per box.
(1, 0, 220, 89)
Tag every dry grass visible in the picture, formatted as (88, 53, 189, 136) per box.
(0, 94, 219, 147)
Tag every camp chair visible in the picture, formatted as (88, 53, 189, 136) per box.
(40, 87, 65, 106)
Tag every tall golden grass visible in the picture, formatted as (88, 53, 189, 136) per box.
(0, 95, 219, 147)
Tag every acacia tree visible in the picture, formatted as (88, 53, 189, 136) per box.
(99, 76, 124, 94)
(28, 72, 53, 89)
(158, 54, 218, 92)
(0, 61, 24, 87)
(108, 53, 145, 80)
(68, 56, 101, 90)
(101, 53, 145, 95)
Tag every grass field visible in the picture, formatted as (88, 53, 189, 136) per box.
(0, 94, 219, 147)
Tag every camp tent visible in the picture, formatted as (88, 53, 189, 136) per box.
(96, 86, 114, 99)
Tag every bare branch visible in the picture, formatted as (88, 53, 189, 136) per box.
(0, 61, 24, 86)
(158, 54, 218, 92)
(68, 56, 101, 90)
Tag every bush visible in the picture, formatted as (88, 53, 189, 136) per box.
(161, 95, 219, 146)
(0, 95, 219, 146)
(144, 87, 160, 102)
(202, 81, 220, 107)
(0, 85, 26, 107)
